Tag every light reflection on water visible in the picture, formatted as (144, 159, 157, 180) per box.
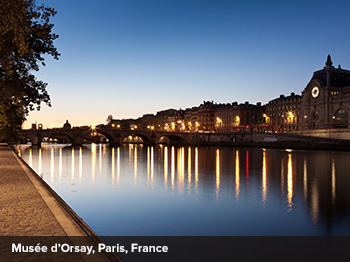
(17, 143, 350, 236)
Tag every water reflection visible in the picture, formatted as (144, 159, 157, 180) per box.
(331, 158, 336, 204)
(164, 147, 168, 188)
(79, 147, 83, 181)
(187, 147, 191, 194)
(59, 148, 62, 181)
(245, 150, 249, 185)
(111, 147, 115, 186)
(91, 144, 96, 183)
(235, 149, 240, 201)
(151, 147, 154, 186)
(117, 147, 120, 186)
(262, 150, 267, 205)
(303, 158, 307, 202)
(216, 149, 220, 199)
(29, 148, 32, 167)
(17, 144, 350, 236)
(171, 146, 175, 191)
(311, 182, 319, 225)
(195, 147, 198, 194)
(38, 148, 42, 175)
(134, 146, 138, 183)
(287, 153, 294, 211)
(71, 148, 75, 180)
(51, 148, 54, 184)
(99, 144, 102, 175)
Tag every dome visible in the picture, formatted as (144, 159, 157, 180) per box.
(63, 120, 71, 129)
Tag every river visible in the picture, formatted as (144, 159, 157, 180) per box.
(16, 143, 350, 236)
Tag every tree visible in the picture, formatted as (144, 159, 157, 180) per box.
(0, 0, 59, 140)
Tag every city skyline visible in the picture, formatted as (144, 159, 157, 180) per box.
(24, 0, 350, 128)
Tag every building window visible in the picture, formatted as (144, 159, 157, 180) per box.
(333, 108, 348, 128)
(313, 111, 319, 121)
(331, 91, 339, 96)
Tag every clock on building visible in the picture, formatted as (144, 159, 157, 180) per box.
(311, 86, 319, 98)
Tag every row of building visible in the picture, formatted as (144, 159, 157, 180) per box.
(109, 55, 350, 133)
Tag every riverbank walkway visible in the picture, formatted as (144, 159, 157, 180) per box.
(0, 143, 121, 261)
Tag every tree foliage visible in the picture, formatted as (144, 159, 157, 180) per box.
(0, 0, 59, 139)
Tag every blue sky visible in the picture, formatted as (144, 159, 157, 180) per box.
(25, 0, 350, 128)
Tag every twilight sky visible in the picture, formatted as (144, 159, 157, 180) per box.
(24, 0, 350, 128)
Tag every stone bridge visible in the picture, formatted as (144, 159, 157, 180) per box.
(17, 127, 350, 150)
(17, 127, 203, 146)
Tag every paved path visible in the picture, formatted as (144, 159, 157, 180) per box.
(0, 144, 120, 261)
(0, 144, 68, 236)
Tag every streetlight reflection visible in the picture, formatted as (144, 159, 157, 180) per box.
(195, 147, 198, 194)
(262, 150, 267, 205)
(79, 147, 82, 181)
(147, 147, 150, 182)
(164, 146, 168, 189)
(71, 148, 75, 180)
(59, 148, 62, 181)
(117, 147, 120, 186)
(303, 158, 307, 202)
(151, 147, 154, 186)
(38, 148, 42, 175)
(50, 148, 54, 184)
(99, 144, 102, 175)
(188, 147, 191, 194)
(91, 143, 96, 183)
(216, 149, 220, 200)
(171, 146, 175, 191)
(331, 158, 336, 204)
(287, 153, 293, 211)
(235, 149, 240, 201)
(111, 147, 115, 186)
(134, 145, 138, 183)
(29, 148, 32, 167)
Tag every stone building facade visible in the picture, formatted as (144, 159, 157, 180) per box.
(214, 102, 264, 133)
(300, 55, 350, 130)
(265, 93, 302, 132)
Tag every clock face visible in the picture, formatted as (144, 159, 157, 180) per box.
(311, 86, 319, 98)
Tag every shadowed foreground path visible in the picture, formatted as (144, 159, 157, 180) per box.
(0, 144, 121, 261)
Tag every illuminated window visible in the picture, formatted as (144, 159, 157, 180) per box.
(333, 108, 348, 127)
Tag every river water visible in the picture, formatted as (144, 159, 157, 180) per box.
(17, 143, 350, 236)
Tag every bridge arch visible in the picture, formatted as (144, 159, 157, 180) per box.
(121, 132, 154, 144)
(157, 134, 186, 145)
(89, 129, 117, 144)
